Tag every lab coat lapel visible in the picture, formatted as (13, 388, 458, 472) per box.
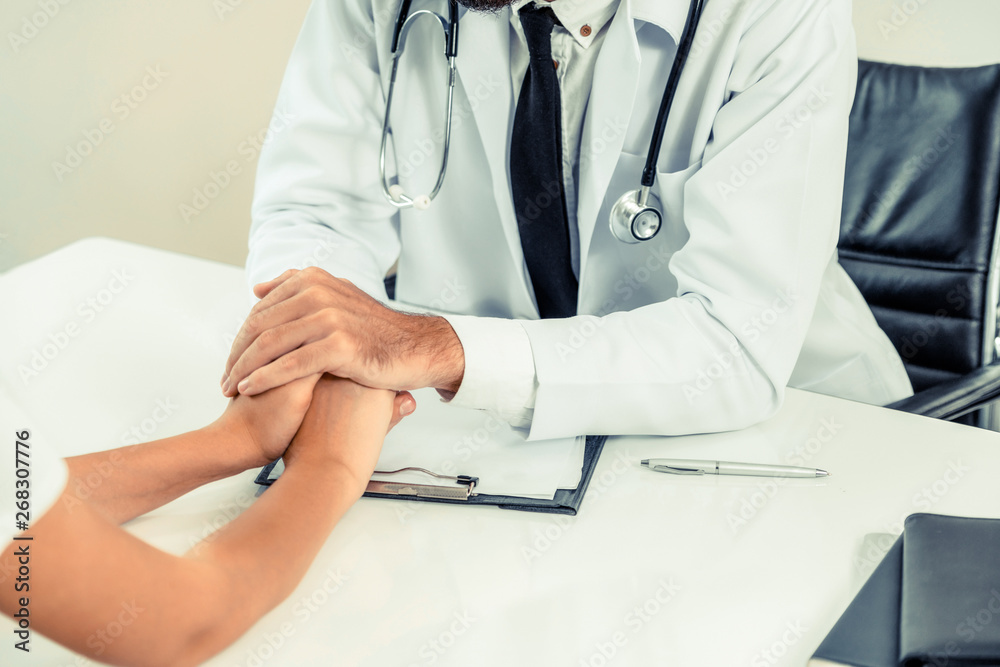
(453, 9, 527, 286)
(577, 0, 691, 284)
(576, 2, 641, 283)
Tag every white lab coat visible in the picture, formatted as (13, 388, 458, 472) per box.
(247, 0, 913, 440)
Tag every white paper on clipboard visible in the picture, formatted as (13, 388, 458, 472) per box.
(372, 388, 584, 499)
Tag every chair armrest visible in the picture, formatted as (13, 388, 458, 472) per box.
(886, 362, 1000, 421)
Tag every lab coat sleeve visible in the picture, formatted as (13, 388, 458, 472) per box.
(246, 0, 401, 302)
(520, 0, 859, 440)
(441, 314, 538, 429)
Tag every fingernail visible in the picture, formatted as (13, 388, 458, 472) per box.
(237, 378, 250, 394)
(220, 372, 228, 387)
(222, 379, 231, 395)
(400, 400, 415, 416)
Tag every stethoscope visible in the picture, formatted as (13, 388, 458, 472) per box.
(379, 0, 705, 244)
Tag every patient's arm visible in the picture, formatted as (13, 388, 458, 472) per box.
(0, 376, 409, 667)
(66, 376, 414, 524)
(64, 374, 320, 524)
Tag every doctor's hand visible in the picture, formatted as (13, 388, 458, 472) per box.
(221, 267, 465, 399)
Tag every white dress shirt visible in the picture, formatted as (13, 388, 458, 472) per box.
(445, 0, 620, 428)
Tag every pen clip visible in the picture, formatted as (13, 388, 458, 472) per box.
(650, 464, 706, 476)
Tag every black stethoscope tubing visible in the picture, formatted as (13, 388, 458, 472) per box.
(385, 0, 706, 243)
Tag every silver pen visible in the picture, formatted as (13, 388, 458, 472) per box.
(641, 458, 829, 478)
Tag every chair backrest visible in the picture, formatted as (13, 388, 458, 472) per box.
(839, 60, 1000, 396)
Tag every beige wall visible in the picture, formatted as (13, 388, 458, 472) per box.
(0, 0, 313, 273)
(2, 0, 1000, 273)
(853, 0, 1000, 66)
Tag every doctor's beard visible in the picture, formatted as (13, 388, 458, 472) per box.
(456, 0, 514, 11)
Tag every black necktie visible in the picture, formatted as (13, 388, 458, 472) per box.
(511, 4, 578, 319)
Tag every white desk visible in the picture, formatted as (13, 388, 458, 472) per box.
(2, 238, 999, 667)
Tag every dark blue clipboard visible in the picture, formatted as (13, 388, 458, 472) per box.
(254, 435, 607, 516)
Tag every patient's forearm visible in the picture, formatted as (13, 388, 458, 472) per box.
(4, 445, 362, 667)
(64, 422, 251, 525)
(182, 458, 362, 662)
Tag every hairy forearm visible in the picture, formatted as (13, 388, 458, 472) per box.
(401, 313, 465, 395)
(64, 422, 250, 525)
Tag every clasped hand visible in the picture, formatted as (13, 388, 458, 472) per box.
(217, 372, 415, 490)
(219, 267, 465, 400)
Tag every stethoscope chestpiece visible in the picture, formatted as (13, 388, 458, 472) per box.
(609, 186, 662, 244)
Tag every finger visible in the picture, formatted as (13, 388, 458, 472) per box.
(225, 292, 312, 383)
(388, 391, 416, 432)
(304, 371, 324, 389)
(226, 287, 297, 378)
(229, 269, 344, 380)
(232, 269, 313, 346)
(224, 289, 318, 382)
(241, 270, 349, 355)
(253, 269, 299, 299)
(227, 313, 335, 396)
(237, 345, 331, 397)
(289, 371, 324, 395)
(285, 372, 325, 417)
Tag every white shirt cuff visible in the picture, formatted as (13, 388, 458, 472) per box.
(440, 314, 537, 428)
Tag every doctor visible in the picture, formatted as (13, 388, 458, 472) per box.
(222, 0, 912, 440)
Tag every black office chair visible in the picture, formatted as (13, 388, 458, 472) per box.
(838, 59, 1000, 427)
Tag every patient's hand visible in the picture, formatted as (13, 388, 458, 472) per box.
(218, 374, 324, 468)
(218, 373, 416, 470)
(283, 375, 401, 497)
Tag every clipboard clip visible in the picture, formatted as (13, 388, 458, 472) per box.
(367, 467, 479, 500)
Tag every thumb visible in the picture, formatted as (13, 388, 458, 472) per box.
(253, 268, 299, 299)
(388, 391, 416, 432)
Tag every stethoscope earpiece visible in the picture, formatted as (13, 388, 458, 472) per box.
(610, 187, 663, 244)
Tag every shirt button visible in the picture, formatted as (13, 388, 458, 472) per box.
(580, 24, 592, 37)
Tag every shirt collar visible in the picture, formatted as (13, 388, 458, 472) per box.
(510, 0, 621, 49)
